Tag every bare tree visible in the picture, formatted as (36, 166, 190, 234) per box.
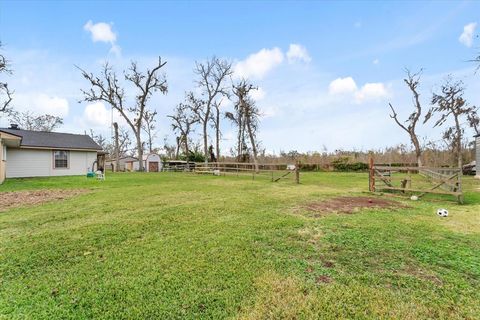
(467, 107, 480, 135)
(425, 77, 475, 168)
(142, 110, 158, 153)
(225, 100, 248, 161)
(231, 80, 262, 172)
(9, 111, 63, 132)
(91, 126, 131, 161)
(78, 58, 167, 171)
(162, 136, 177, 160)
(168, 95, 200, 162)
(89, 129, 108, 151)
(388, 69, 424, 167)
(193, 57, 232, 161)
(0, 42, 13, 115)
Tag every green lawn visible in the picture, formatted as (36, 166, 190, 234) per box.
(1, 172, 479, 319)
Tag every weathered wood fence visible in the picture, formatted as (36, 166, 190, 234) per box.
(369, 157, 463, 203)
(191, 162, 300, 184)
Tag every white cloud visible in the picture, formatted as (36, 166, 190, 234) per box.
(355, 82, 388, 102)
(234, 47, 284, 79)
(328, 77, 388, 103)
(36, 94, 69, 117)
(84, 20, 117, 43)
(286, 44, 311, 63)
(109, 44, 122, 57)
(84, 20, 121, 56)
(459, 22, 477, 47)
(13, 93, 69, 117)
(328, 77, 358, 95)
(83, 102, 111, 127)
(81, 102, 128, 130)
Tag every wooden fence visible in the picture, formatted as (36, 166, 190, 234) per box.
(188, 162, 300, 184)
(369, 158, 463, 203)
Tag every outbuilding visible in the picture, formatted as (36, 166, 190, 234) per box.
(127, 153, 162, 172)
(105, 156, 138, 172)
(0, 126, 103, 184)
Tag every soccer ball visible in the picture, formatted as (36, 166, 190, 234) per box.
(437, 208, 449, 217)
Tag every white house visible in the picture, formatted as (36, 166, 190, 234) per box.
(0, 126, 103, 184)
(128, 153, 162, 172)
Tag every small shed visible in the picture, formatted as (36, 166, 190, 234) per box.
(476, 134, 479, 179)
(130, 153, 162, 172)
(105, 156, 138, 172)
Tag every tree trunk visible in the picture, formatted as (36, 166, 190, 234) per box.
(175, 137, 180, 159)
(411, 134, 422, 167)
(136, 132, 144, 171)
(246, 120, 258, 173)
(215, 108, 220, 162)
(237, 125, 242, 160)
(183, 135, 190, 163)
(416, 153, 423, 168)
(237, 118, 244, 161)
(454, 114, 463, 169)
(148, 132, 153, 153)
(203, 120, 208, 163)
(113, 122, 119, 172)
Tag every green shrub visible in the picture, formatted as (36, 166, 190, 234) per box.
(332, 157, 368, 172)
(180, 151, 205, 163)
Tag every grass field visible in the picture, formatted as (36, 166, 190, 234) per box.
(1, 172, 479, 319)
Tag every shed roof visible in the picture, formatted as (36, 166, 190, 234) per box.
(0, 128, 102, 150)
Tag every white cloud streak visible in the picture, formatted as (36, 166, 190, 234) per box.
(84, 20, 121, 56)
(234, 47, 284, 79)
(459, 22, 477, 47)
(286, 44, 311, 63)
(328, 77, 388, 103)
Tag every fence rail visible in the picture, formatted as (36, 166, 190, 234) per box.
(368, 157, 463, 203)
(163, 161, 300, 184)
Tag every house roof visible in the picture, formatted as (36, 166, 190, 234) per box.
(0, 128, 103, 151)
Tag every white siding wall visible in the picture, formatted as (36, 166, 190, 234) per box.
(6, 148, 97, 178)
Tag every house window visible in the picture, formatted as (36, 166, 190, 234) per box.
(53, 150, 69, 169)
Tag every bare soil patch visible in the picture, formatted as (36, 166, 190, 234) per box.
(304, 196, 407, 215)
(0, 189, 88, 212)
(315, 275, 332, 283)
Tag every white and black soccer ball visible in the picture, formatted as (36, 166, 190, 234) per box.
(437, 208, 449, 217)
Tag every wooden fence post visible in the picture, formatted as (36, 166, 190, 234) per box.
(295, 161, 300, 184)
(369, 155, 375, 192)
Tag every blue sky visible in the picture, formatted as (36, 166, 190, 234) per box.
(1, 1, 479, 154)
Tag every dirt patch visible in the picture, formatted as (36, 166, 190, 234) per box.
(398, 265, 443, 286)
(304, 196, 407, 215)
(315, 275, 332, 283)
(0, 189, 88, 212)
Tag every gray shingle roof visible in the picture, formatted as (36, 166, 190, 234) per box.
(0, 128, 102, 150)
